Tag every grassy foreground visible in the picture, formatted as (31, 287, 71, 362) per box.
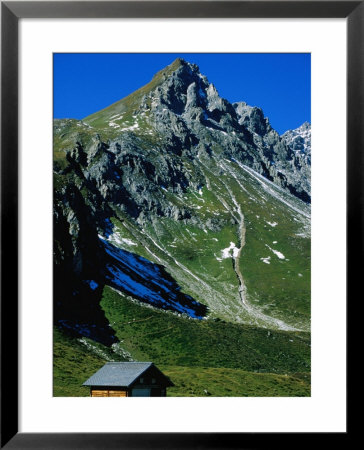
(53, 286, 310, 397)
(162, 366, 310, 397)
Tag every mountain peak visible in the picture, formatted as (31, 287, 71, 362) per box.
(84, 58, 204, 126)
(171, 57, 187, 67)
(152, 57, 187, 80)
(84, 58, 214, 127)
(152, 58, 200, 81)
(172, 57, 200, 71)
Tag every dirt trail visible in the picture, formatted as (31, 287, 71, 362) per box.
(219, 165, 300, 331)
(230, 201, 247, 307)
(232, 211, 247, 307)
(231, 202, 299, 331)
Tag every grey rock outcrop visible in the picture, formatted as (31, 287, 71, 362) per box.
(233, 102, 311, 202)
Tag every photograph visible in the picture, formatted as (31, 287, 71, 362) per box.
(53, 52, 311, 398)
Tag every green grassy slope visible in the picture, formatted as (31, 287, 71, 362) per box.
(162, 366, 310, 397)
(101, 287, 310, 374)
(53, 286, 310, 397)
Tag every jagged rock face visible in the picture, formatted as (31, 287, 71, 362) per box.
(65, 58, 311, 205)
(234, 102, 271, 135)
(281, 122, 311, 200)
(137, 59, 310, 202)
(282, 122, 311, 154)
(282, 121, 311, 168)
(53, 57, 311, 340)
(233, 102, 311, 202)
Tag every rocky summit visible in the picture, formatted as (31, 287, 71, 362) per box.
(54, 58, 311, 345)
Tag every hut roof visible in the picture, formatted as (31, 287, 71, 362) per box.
(83, 362, 173, 387)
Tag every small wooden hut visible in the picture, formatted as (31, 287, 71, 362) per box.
(83, 362, 174, 397)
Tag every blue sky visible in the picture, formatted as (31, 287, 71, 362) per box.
(54, 53, 310, 135)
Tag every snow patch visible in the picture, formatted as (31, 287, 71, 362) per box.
(266, 244, 285, 260)
(103, 231, 138, 248)
(260, 257, 271, 264)
(221, 242, 238, 259)
(108, 122, 121, 128)
(120, 123, 139, 132)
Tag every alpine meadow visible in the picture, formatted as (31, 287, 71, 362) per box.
(53, 55, 311, 397)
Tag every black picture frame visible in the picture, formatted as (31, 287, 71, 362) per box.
(1, 1, 359, 448)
